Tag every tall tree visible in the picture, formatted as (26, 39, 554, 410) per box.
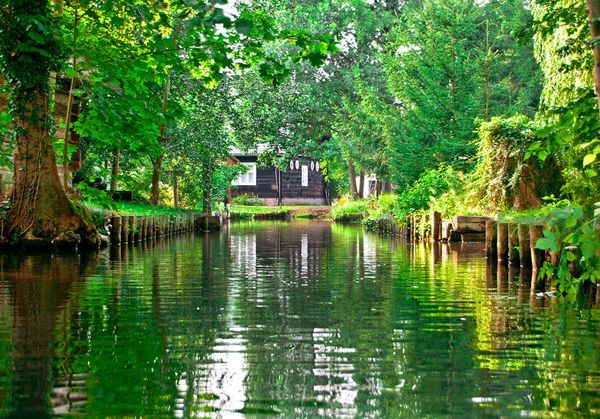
(0, 0, 99, 246)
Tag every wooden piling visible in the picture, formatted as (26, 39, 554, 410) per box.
(431, 211, 441, 242)
(121, 216, 128, 245)
(111, 216, 121, 246)
(485, 220, 497, 258)
(144, 216, 151, 239)
(497, 223, 508, 261)
(128, 216, 135, 243)
(140, 217, 146, 241)
(529, 225, 544, 272)
(518, 224, 531, 268)
(159, 216, 165, 236)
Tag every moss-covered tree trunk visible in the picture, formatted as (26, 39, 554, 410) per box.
(0, 0, 99, 248)
(8, 90, 99, 247)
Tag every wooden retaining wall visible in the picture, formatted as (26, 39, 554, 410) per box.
(366, 211, 553, 293)
(108, 213, 222, 246)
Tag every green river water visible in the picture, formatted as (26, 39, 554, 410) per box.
(0, 221, 599, 417)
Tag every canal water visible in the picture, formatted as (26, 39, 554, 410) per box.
(0, 221, 598, 417)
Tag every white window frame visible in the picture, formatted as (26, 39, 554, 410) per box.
(301, 165, 308, 187)
(232, 163, 257, 186)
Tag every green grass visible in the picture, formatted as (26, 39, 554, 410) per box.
(230, 205, 289, 214)
(85, 201, 200, 235)
(229, 205, 331, 220)
(113, 202, 196, 216)
(229, 205, 289, 220)
(85, 201, 197, 218)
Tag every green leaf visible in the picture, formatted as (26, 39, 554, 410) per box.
(583, 153, 597, 167)
(535, 237, 554, 251)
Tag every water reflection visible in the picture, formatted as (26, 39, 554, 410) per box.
(0, 224, 598, 417)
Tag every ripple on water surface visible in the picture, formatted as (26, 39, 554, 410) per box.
(0, 222, 599, 417)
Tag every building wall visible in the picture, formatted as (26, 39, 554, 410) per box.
(231, 156, 327, 205)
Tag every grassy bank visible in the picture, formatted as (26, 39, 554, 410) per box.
(331, 194, 575, 227)
(230, 205, 289, 220)
(84, 201, 198, 235)
(229, 205, 331, 220)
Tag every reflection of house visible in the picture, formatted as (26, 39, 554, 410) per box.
(230, 147, 328, 206)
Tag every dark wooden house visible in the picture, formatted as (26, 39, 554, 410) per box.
(230, 148, 328, 206)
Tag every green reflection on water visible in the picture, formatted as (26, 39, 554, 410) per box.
(0, 221, 598, 417)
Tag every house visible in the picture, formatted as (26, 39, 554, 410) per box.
(356, 174, 378, 199)
(230, 146, 328, 206)
(355, 174, 394, 198)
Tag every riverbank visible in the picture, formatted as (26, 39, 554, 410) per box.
(332, 196, 600, 299)
(229, 205, 331, 220)
(83, 201, 222, 249)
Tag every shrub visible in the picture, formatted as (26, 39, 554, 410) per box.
(231, 193, 264, 206)
(472, 115, 562, 212)
(393, 165, 457, 220)
(331, 199, 369, 223)
(78, 182, 116, 210)
(535, 203, 600, 300)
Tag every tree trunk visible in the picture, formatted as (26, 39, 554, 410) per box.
(7, 91, 99, 247)
(61, 76, 76, 190)
(61, 6, 79, 190)
(111, 148, 120, 191)
(173, 173, 179, 209)
(358, 171, 365, 198)
(586, 0, 600, 113)
(151, 155, 163, 205)
(203, 188, 212, 214)
(347, 160, 358, 198)
(150, 76, 171, 205)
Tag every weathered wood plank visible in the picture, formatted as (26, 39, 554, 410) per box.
(452, 216, 491, 233)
